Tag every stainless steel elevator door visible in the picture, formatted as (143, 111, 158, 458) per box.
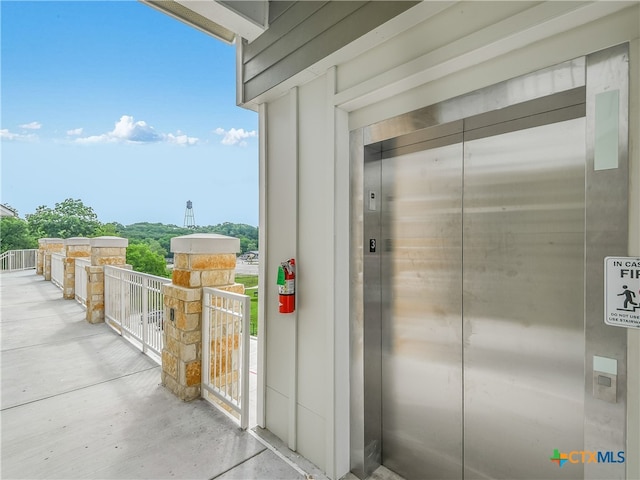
(381, 142, 463, 480)
(379, 117, 585, 480)
(463, 118, 585, 479)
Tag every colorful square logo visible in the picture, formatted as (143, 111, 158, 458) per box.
(550, 449, 569, 467)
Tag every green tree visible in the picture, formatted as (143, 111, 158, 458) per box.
(240, 237, 258, 253)
(27, 198, 101, 238)
(126, 242, 170, 277)
(93, 222, 124, 237)
(159, 234, 173, 257)
(0, 217, 38, 252)
(118, 222, 259, 256)
(143, 238, 168, 258)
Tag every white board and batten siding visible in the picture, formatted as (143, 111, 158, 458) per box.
(258, 3, 640, 478)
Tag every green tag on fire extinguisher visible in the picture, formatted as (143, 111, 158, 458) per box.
(277, 265, 285, 285)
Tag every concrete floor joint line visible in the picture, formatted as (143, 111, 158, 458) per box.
(0, 332, 109, 353)
(248, 429, 310, 478)
(208, 446, 268, 479)
(1, 365, 160, 412)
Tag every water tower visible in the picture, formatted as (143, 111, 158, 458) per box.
(184, 200, 196, 229)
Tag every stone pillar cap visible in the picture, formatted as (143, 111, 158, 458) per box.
(65, 237, 91, 246)
(39, 238, 65, 245)
(171, 233, 240, 254)
(90, 236, 129, 248)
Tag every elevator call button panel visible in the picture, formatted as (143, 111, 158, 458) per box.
(369, 191, 377, 211)
(593, 355, 617, 403)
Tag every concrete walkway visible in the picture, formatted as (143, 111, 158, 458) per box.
(0, 270, 309, 480)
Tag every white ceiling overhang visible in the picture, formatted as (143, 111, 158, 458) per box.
(140, 0, 268, 44)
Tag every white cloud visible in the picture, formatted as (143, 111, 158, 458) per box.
(111, 115, 161, 143)
(2, 122, 42, 141)
(1, 129, 19, 140)
(75, 115, 199, 146)
(0, 129, 38, 142)
(67, 127, 84, 136)
(74, 133, 111, 144)
(214, 127, 256, 147)
(19, 121, 42, 130)
(166, 132, 198, 146)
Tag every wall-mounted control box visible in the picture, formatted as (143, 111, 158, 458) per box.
(593, 355, 617, 403)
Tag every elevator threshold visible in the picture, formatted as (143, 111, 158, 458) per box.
(343, 466, 406, 480)
(370, 466, 405, 480)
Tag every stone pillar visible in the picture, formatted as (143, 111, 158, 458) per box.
(37, 240, 45, 275)
(62, 237, 91, 300)
(39, 238, 64, 281)
(162, 234, 243, 401)
(86, 236, 128, 324)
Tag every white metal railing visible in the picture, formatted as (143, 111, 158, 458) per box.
(201, 287, 250, 429)
(50, 253, 65, 289)
(104, 265, 171, 364)
(0, 249, 37, 272)
(74, 258, 91, 308)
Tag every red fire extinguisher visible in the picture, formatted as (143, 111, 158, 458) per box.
(278, 258, 295, 314)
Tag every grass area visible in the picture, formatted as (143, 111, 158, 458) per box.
(235, 275, 258, 336)
(249, 296, 258, 336)
(235, 275, 258, 288)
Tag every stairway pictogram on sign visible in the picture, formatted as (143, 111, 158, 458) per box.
(617, 285, 639, 312)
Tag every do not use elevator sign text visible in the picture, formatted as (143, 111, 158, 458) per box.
(605, 257, 640, 329)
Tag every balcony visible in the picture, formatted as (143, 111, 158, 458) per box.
(0, 266, 324, 479)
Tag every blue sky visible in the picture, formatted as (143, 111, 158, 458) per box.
(1, 1, 258, 227)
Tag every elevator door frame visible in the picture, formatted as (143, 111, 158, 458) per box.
(350, 43, 629, 480)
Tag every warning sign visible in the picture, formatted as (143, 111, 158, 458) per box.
(605, 256, 640, 329)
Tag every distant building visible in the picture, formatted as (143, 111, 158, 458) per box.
(0, 204, 18, 218)
(239, 251, 258, 263)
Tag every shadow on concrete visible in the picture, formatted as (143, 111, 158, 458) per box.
(1, 271, 309, 480)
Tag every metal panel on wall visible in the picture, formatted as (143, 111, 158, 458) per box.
(584, 42, 629, 480)
(362, 146, 383, 477)
(462, 118, 586, 479)
(380, 140, 464, 480)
